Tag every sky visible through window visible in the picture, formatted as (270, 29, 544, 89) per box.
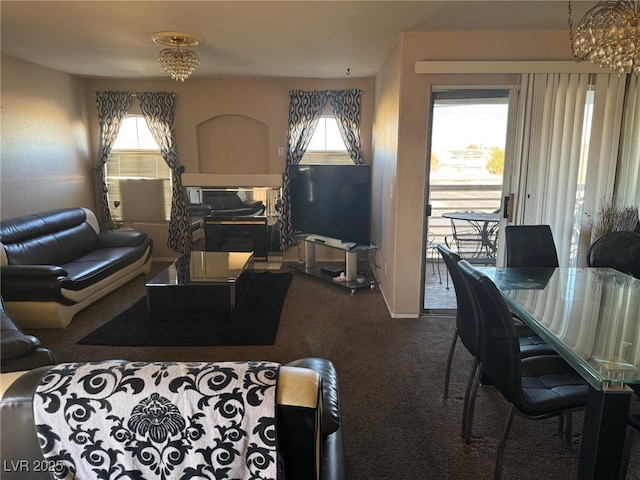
(431, 103, 508, 152)
(307, 117, 347, 151)
(112, 116, 159, 150)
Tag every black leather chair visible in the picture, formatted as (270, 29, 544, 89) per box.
(621, 413, 640, 479)
(587, 230, 640, 279)
(438, 244, 483, 442)
(1, 298, 55, 373)
(457, 260, 588, 479)
(437, 244, 555, 444)
(505, 224, 559, 268)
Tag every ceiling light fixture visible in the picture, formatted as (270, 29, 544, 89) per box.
(568, 0, 640, 74)
(152, 32, 202, 82)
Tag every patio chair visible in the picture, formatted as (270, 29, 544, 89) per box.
(444, 211, 498, 266)
(426, 229, 442, 284)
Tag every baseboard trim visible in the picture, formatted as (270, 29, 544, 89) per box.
(377, 278, 419, 319)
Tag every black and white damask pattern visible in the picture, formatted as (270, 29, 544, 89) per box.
(33, 361, 280, 480)
(137, 92, 191, 254)
(279, 89, 365, 250)
(95, 91, 132, 224)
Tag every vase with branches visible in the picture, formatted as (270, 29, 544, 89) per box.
(590, 195, 639, 242)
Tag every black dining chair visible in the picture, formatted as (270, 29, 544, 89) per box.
(437, 244, 483, 442)
(437, 244, 556, 444)
(587, 230, 640, 279)
(457, 260, 589, 479)
(620, 413, 640, 479)
(505, 224, 559, 268)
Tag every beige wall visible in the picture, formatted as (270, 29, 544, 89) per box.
(371, 35, 402, 315)
(378, 30, 576, 317)
(1, 55, 94, 219)
(0, 30, 589, 317)
(83, 77, 374, 260)
(84, 77, 373, 177)
(0, 55, 374, 261)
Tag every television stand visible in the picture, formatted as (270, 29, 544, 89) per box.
(291, 235, 378, 294)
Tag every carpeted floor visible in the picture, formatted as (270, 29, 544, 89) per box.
(24, 262, 640, 479)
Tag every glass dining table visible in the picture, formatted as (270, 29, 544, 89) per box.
(481, 266, 640, 480)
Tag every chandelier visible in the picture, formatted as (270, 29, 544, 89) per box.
(152, 32, 202, 82)
(568, 0, 640, 74)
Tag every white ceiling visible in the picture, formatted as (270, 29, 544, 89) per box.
(1, 1, 594, 79)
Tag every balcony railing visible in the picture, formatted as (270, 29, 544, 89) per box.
(428, 183, 503, 246)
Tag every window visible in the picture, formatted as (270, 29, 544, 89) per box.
(105, 116, 171, 221)
(301, 116, 352, 164)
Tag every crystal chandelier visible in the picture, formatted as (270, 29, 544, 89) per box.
(152, 32, 202, 82)
(568, 0, 640, 74)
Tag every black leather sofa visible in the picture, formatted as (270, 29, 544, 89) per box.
(202, 190, 265, 217)
(0, 208, 153, 328)
(0, 298, 54, 373)
(0, 357, 346, 480)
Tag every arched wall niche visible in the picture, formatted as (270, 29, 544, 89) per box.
(197, 114, 269, 174)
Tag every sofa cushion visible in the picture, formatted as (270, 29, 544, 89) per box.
(97, 230, 149, 248)
(203, 191, 243, 210)
(1, 209, 98, 265)
(60, 243, 151, 291)
(0, 208, 88, 244)
(202, 192, 266, 217)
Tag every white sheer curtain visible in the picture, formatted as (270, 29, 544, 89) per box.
(515, 73, 626, 267)
(615, 75, 640, 207)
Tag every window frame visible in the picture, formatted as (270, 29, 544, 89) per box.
(105, 115, 172, 222)
(301, 115, 352, 165)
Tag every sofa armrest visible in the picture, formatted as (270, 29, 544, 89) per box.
(1, 348, 55, 373)
(1, 265, 68, 278)
(97, 230, 148, 248)
(0, 330, 41, 360)
(286, 357, 341, 436)
(285, 358, 346, 480)
(0, 265, 69, 302)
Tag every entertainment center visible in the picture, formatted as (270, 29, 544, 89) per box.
(291, 234, 378, 294)
(288, 163, 377, 294)
(181, 166, 378, 294)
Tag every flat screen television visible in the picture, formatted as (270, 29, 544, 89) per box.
(289, 164, 371, 246)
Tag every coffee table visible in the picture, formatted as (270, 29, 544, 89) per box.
(146, 251, 254, 321)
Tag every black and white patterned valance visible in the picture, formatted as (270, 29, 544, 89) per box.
(33, 361, 281, 480)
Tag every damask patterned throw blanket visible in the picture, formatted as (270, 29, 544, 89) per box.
(33, 361, 281, 480)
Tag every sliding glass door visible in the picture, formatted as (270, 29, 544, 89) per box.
(423, 88, 518, 312)
(515, 73, 627, 268)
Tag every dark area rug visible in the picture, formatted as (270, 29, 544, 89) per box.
(78, 272, 292, 346)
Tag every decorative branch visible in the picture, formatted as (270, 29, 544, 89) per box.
(591, 195, 639, 241)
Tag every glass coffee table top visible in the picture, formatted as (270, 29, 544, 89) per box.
(147, 251, 254, 286)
